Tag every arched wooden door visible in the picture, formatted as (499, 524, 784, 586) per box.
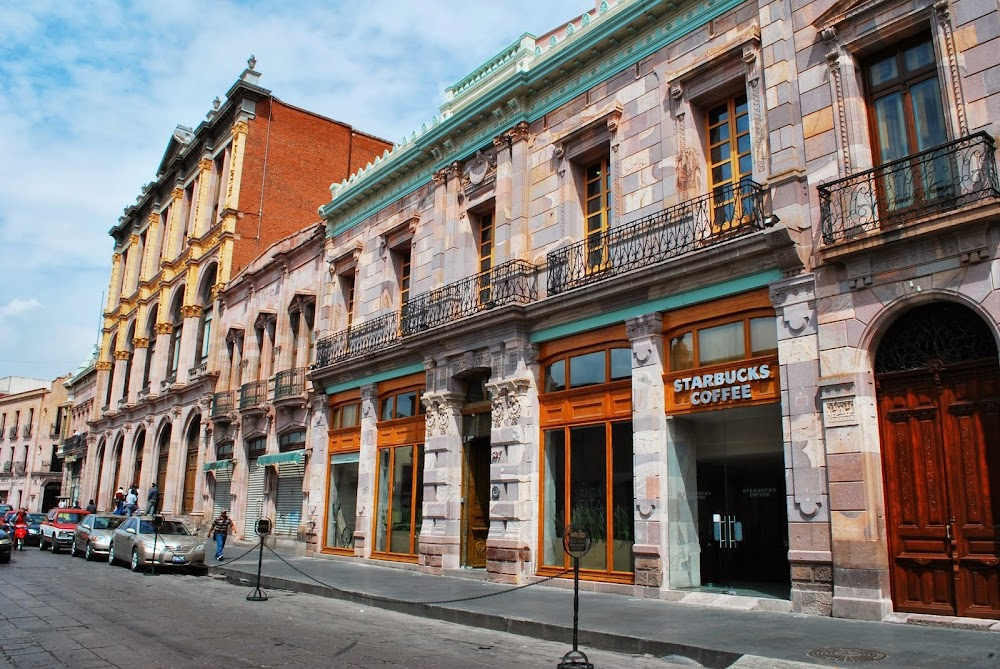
(181, 420, 199, 515)
(876, 303, 1000, 619)
(155, 426, 171, 514)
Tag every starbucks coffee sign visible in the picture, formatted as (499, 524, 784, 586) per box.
(672, 363, 772, 406)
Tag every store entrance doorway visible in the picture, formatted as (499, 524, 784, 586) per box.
(686, 404, 790, 598)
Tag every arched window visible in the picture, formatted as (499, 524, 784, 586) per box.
(104, 328, 118, 409)
(122, 322, 136, 400)
(142, 305, 158, 390)
(167, 291, 184, 377)
(196, 265, 217, 365)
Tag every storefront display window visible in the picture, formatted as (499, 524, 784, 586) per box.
(539, 328, 634, 582)
(374, 444, 424, 556)
(327, 452, 359, 550)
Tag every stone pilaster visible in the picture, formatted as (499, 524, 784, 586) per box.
(177, 305, 202, 385)
(770, 274, 834, 615)
(626, 313, 668, 594)
(484, 334, 538, 584)
(506, 122, 530, 260)
(354, 383, 379, 558)
(418, 387, 464, 573)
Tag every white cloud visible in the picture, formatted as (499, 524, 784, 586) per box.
(0, 0, 590, 378)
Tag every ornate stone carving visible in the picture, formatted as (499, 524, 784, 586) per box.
(181, 305, 203, 319)
(231, 120, 249, 137)
(626, 313, 662, 340)
(506, 121, 530, 144)
(460, 149, 497, 197)
(132, 337, 150, 349)
(113, 350, 131, 361)
(935, 0, 967, 135)
(95, 361, 112, 371)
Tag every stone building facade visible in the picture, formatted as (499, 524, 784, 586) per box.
(303, 0, 999, 624)
(86, 60, 390, 525)
(60, 349, 98, 508)
(0, 377, 69, 511)
(205, 224, 325, 548)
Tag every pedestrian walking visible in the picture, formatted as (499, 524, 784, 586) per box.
(209, 510, 235, 561)
(146, 482, 158, 516)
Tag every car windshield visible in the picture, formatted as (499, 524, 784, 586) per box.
(138, 520, 190, 536)
(27, 514, 44, 523)
(55, 513, 86, 524)
(93, 517, 124, 530)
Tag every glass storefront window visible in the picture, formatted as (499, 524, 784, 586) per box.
(670, 333, 694, 371)
(395, 391, 418, 418)
(570, 351, 606, 388)
(374, 444, 424, 556)
(326, 452, 359, 550)
(698, 321, 744, 366)
(750, 317, 778, 357)
(610, 348, 632, 381)
(545, 360, 566, 392)
(541, 421, 634, 575)
(380, 397, 394, 421)
(331, 402, 359, 429)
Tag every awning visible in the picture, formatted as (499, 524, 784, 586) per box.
(256, 449, 306, 466)
(203, 459, 235, 472)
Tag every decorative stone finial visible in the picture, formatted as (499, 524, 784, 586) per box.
(213, 96, 221, 110)
(248, 54, 257, 70)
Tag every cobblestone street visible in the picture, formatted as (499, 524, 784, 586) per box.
(0, 548, 689, 668)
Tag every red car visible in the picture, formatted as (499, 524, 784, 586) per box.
(39, 509, 90, 553)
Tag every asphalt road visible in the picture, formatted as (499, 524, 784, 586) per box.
(0, 546, 694, 668)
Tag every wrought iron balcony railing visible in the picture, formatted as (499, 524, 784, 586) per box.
(239, 380, 268, 410)
(548, 180, 768, 295)
(315, 312, 400, 369)
(160, 374, 177, 392)
(274, 368, 306, 400)
(400, 259, 537, 336)
(211, 390, 235, 417)
(7, 427, 15, 440)
(819, 132, 1000, 244)
(22, 425, 31, 438)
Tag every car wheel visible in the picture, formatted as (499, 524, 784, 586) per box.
(0, 554, 9, 564)
(108, 543, 116, 565)
(51, 541, 60, 554)
(39, 536, 47, 551)
(69, 541, 77, 557)
(85, 543, 93, 561)
(130, 549, 141, 573)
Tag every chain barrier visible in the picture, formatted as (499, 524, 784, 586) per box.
(215, 540, 261, 566)
(250, 543, 572, 606)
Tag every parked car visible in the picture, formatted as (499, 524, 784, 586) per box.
(109, 517, 206, 572)
(70, 513, 125, 560)
(39, 509, 90, 553)
(0, 528, 11, 563)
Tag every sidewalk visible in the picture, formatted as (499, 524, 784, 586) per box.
(209, 543, 1000, 669)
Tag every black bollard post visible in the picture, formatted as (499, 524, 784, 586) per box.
(558, 525, 594, 669)
(247, 517, 271, 602)
(144, 514, 164, 576)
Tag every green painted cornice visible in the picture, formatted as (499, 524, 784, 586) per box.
(321, 0, 749, 236)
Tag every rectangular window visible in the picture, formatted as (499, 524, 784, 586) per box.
(396, 248, 411, 307)
(584, 157, 612, 271)
(750, 317, 778, 357)
(866, 37, 949, 212)
(341, 274, 356, 327)
(707, 95, 752, 231)
(478, 211, 494, 304)
(698, 321, 745, 366)
(278, 431, 306, 452)
(331, 402, 360, 429)
(569, 351, 606, 389)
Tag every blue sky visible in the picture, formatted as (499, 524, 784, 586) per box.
(0, 0, 588, 381)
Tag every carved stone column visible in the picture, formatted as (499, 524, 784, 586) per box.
(419, 388, 465, 573)
(506, 122, 531, 260)
(484, 334, 538, 584)
(353, 383, 379, 558)
(626, 313, 670, 594)
(177, 305, 202, 385)
(152, 322, 173, 391)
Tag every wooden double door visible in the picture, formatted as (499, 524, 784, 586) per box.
(878, 364, 1000, 619)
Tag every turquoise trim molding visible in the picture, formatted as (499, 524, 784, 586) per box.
(323, 362, 425, 395)
(322, 0, 748, 236)
(530, 270, 784, 344)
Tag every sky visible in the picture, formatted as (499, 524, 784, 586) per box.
(0, 0, 589, 382)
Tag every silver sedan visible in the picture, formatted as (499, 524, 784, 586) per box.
(108, 516, 206, 572)
(71, 513, 125, 561)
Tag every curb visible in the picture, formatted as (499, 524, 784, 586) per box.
(211, 564, 746, 669)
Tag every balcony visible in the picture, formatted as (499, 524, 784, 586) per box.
(160, 374, 177, 392)
(239, 380, 268, 412)
(1, 461, 10, 474)
(49, 424, 58, 439)
(117, 398, 129, 411)
(21, 425, 31, 439)
(211, 391, 235, 420)
(189, 361, 209, 381)
(273, 368, 306, 401)
(315, 312, 400, 369)
(13, 462, 24, 476)
(137, 384, 151, 404)
(547, 180, 770, 295)
(819, 132, 1000, 246)
(400, 259, 537, 336)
